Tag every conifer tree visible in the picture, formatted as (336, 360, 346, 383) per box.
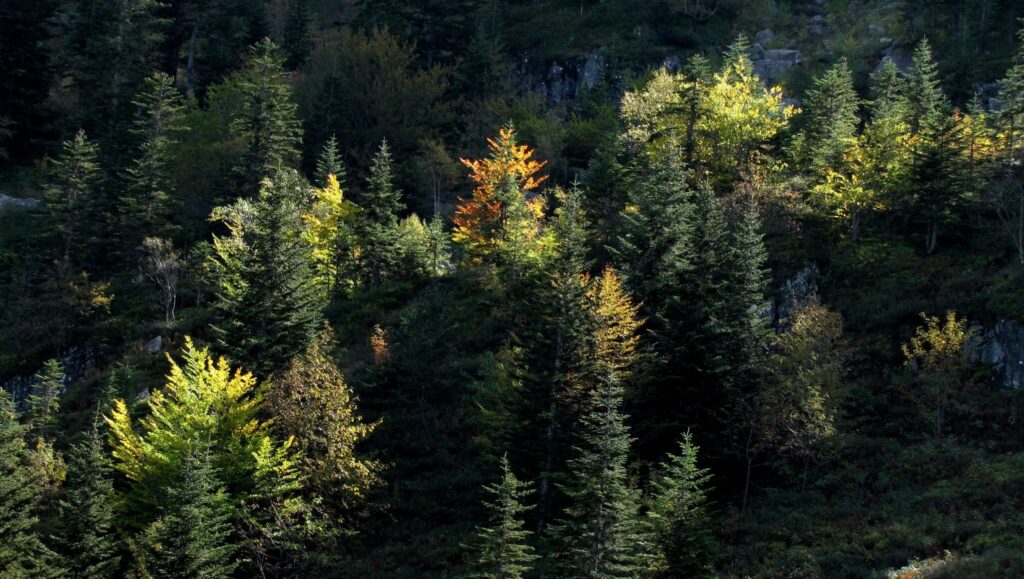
(800, 58, 860, 174)
(314, 134, 346, 188)
(122, 72, 187, 242)
(303, 173, 358, 295)
(358, 139, 407, 287)
(906, 38, 945, 134)
(0, 390, 63, 578)
(144, 447, 239, 579)
(27, 359, 62, 438)
(727, 204, 771, 373)
(68, 0, 166, 155)
(283, 0, 312, 69)
(647, 432, 717, 578)
(46, 130, 103, 265)
(208, 169, 324, 375)
(909, 109, 972, 254)
(58, 417, 121, 579)
(233, 38, 303, 196)
(550, 342, 649, 577)
(474, 455, 538, 579)
(680, 54, 713, 166)
(870, 58, 909, 121)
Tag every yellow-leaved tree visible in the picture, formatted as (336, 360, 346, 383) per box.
(106, 337, 305, 535)
(901, 312, 973, 438)
(302, 173, 359, 295)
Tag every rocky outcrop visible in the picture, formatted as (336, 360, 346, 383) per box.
(535, 53, 607, 104)
(753, 49, 802, 85)
(967, 320, 1024, 390)
(773, 263, 820, 326)
(2, 346, 96, 411)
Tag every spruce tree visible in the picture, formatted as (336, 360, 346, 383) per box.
(909, 108, 971, 254)
(358, 139, 406, 287)
(209, 169, 324, 375)
(282, 0, 312, 69)
(314, 134, 346, 188)
(549, 352, 649, 577)
(870, 58, 909, 121)
(58, 418, 121, 579)
(0, 390, 63, 578)
(906, 38, 945, 134)
(800, 58, 860, 173)
(647, 432, 717, 577)
(144, 447, 239, 579)
(233, 38, 303, 197)
(122, 72, 187, 242)
(46, 130, 103, 265)
(27, 359, 62, 438)
(474, 455, 538, 579)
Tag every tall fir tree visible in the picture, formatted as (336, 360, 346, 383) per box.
(233, 38, 303, 197)
(314, 134, 346, 188)
(208, 169, 324, 376)
(647, 432, 717, 578)
(58, 416, 121, 579)
(549, 307, 649, 577)
(358, 139, 407, 287)
(46, 130, 103, 265)
(0, 390, 63, 578)
(906, 38, 946, 134)
(474, 454, 538, 579)
(27, 359, 62, 438)
(909, 108, 972, 254)
(122, 72, 187, 243)
(143, 447, 239, 579)
(870, 58, 909, 121)
(799, 58, 860, 174)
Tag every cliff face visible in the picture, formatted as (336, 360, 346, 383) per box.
(968, 320, 1024, 390)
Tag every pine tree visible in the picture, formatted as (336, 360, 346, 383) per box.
(208, 169, 325, 375)
(474, 455, 538, 579)
(358, 139, 407, 287)
(58, 417, 121, 579)
(122, 72, 187, 242)
(906, 38, 945, 134)
(0, 390, 63, 578)
(726, 203, 771, 375)
(800, 58, 860, 174)
(680, 54, 713, 167)
(27, 359, 62, 438)
(144, 447, 239, 579)
(647, 432, 717, 577)
(46, 130, 103, 265)
(314, 134, 346, 188)
(233, 38, 303, 197)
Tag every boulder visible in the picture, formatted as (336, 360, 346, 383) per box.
(580, 54, 605, 91)
(145, 336, 163, 354)
(753, 49, 802, 84)
(755, 29, 774, 45)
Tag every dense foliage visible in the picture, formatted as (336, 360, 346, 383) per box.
(4, 1, 1024, 577)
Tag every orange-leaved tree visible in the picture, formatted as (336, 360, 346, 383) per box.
(453, 125, 549, 263)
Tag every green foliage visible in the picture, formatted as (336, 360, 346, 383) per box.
(314, 134, 346, 188)
(0, 390, 63, 578)
(122, 72, 188, 242)
(233, 38, 303, 197)
(799, 58, 860, 174)
(142, 447, 239, 578)
(647, 432, 717, 578)
(58, 419, 121, 579)
(208, 169, 324, 375)
(474, 454, 538, 579)
(27, 359, 62, 437)
(45, 130, 103, 265)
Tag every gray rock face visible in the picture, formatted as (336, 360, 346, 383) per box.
(775, 264, 820, 325)
(539, 53, 608, 104)
(580, 54, 605, 91)
(756, 29, 774, 45)
(967, 320, 1024, 390)
(753, 49, 802, 84)
(874, 46, 913, 75)
(0, 194, 42, 212)
(662, 55, 682, 74)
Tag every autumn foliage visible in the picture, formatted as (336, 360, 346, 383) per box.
(453, 126, 549, 260)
